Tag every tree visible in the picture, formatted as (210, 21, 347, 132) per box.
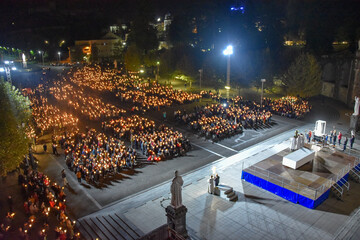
(0, 80, 32, 176)
(127, 0, 158, 54)
(282, 53, 322, 97)
(124, 44, 142, 71)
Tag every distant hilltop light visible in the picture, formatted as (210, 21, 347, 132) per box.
(230, 5, 245, 13)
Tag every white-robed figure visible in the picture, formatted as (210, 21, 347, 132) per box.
(299, 134, 305, 148)
(290, 137, 297, 151)
(171, 170, 184, 208)
(208, 175, 215, 194)
(354, 96, 360, 116)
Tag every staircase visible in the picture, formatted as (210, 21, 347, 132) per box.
(217, 185, 238, 202)
(224, 187, 238, 202)
(76, 213, 144, 240)
(349, 168, 360, 183)
(331, 182, 343, 200)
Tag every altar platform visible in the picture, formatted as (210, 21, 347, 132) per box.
(241, 145, 360, 209)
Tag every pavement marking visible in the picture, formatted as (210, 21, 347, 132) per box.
(214, 143, 238, 153)
(191, 143, 225, 158)
(49, 154, 103, 210)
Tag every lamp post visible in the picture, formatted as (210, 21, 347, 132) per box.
(156, 61, 160, 83)
(223, 45, 233, 101)
(199, 69, 203, 90)
(57, 52, 61, 63)
(38, 51, 44, 65)
(261, 78, 266, 108)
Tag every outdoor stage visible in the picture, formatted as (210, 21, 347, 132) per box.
(241, 144, 360, 209)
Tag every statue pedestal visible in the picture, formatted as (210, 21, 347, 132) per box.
(350, 115, 360, 132)
(166, 205, 188, 239)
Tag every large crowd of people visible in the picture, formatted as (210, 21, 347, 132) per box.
(24, 86, 79, 134)
(62, 129, 137, 184)
(262, 96, 311, 119)
(104, 115, 191, 160)
(0, 158, 79, 240)
(67, 66, 201, 111)
(49, 81, 126, 120)
(176, 103, 273, 140)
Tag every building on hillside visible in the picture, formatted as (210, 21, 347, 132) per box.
(69, 31, 126, 63)
(152, 13, 172, 50)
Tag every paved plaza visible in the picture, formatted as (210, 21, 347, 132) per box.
(7, 66, 360, 239)
(73, 122, 360, 240)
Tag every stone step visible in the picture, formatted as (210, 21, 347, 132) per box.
(226, 191, 236, 199)
(229, 192, 238, 202)
(91, 216, 117, 240)
(75, 220, 93, 240)
(102, 215, 134, 240)
(112, 213, 142, 239)
(77, 213, 144, 240)
(224, 188, 233, 195)
(81, 218, 109, 240)
(349, 172, 360, 183)
(331, 187, 342, 200)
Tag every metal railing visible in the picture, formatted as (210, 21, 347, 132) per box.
(242, 157, 360, 200)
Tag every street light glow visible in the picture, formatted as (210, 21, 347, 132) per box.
(223, 45, 233, 56)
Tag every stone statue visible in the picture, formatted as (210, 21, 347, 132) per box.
(354, 96, 360, 116)
(171, 170, 183, 208)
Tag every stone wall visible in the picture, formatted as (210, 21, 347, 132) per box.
(320, 53, 359, 107)
(321, 82, 335, 98)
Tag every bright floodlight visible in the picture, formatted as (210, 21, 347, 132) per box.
(0, 67, 5, 72)
(223, 45, 233, 55)
(11, 67, 17, 70)
(4, 61, 9, 64)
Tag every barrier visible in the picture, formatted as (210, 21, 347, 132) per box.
(242, 157, 360, 209)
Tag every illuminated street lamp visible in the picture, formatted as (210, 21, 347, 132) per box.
(223, 45, 233, 101)
(261, 79, 266, 108)
(58, 52, 61, 63)
(38, 50, 44, 65)
(156, 61, 160, 83)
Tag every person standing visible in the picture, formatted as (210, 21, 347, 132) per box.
(333, 130, 337, 147)
(350, 134, 355, 149)
(61, 169, 68, 187)
(208, 175, 214, 194)
(43, 144, 47, 152)
(343, 137, 348, 151)
(338, 132, 342, 145)
(214, 174, 220, 187)
(329, 131, 333, 145)
(52, 143, 58, 155)
(76, 170, 82, 183)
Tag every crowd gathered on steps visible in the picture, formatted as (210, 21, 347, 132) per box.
(49, 116, 191, 184)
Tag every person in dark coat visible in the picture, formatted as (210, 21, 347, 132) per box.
(214, 174, 220, 187)
(350, 135, 355, 149)
(343, 137, 348, 151)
